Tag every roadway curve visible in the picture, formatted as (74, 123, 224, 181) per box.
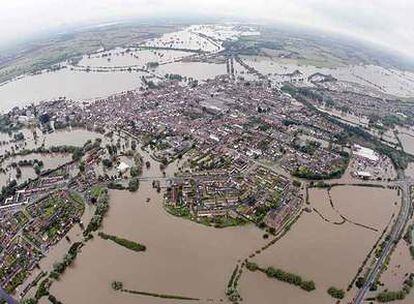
(353, 181, 412, 303)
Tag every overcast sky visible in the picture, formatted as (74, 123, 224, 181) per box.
(1, 0, 413, 58)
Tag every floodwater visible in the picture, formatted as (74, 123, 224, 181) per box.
(78, 48, 193, 69)
(45, 139, 265, 304)
(40, 128, 104, 148)
(397, 127, 414, 155)
(0, 128, 104, 188)
(375, 226, 414, 304)
(13, 132, 401, 304)
(0, 24, 256, 113)
(239, 186, 398, 304)
(156, 61, 226, 81)
(0, 128, 104, 155)
(317, 105, 369, 128)
(50, 186, 265, 304)
(22, 203, 96, 299)
(0, 152, 72, 188)
(145, 30, 221, 52)
(330, 186, 398, 231)
(242, 55, 414, 98)
(0, 69, 146, 112)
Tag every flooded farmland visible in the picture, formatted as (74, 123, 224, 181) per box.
(50, 186, 265, 304)
(0, 128, 105, 188)
(77, 48, 193, 68)
(1, 22, 414, 115)
(0, 69, 148, 112)
(375, 231, 414, 304)
(36, 171, 400, 304)
(156, 61, 226, 81)
(0, 153, 72, 188)
(397, 127, 414, 155)
(239, 185, 399, 304)
(0, 128, 104, 154)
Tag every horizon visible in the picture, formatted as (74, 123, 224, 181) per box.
(1, 0, 413, 60)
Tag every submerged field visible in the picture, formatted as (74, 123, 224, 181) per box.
(239, 185, 399, 304)
(43, 180, 400, 304)
(50, 186, 265, 304)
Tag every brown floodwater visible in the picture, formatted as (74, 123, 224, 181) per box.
(22, 204, 96, 299)
(0, 152, 72, 188)
(0, 128, 104, 156)
(17, 132, 401, 304)
(397, 127, 414, 155)
(330, 186, 399, 231)
(46, 136, 266, 303)
(50, 185, 265, 304)
(0, 69, 146, 112)
(239, 186, 398, 304)
(375, 224, 414, 304)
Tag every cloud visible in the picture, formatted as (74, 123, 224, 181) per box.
(1, 0, 413, 58)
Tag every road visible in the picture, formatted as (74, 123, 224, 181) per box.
(353, 181, 412, 304)
(0, 287, 18, 304)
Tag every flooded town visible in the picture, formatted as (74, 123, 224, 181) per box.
(0, 6, 414, 304)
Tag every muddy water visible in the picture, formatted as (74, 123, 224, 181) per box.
(330, 186, 399, 231)
(240, 186, 398, 304)
(0, 128, 104, 155)
(49, 146, 265, 304)
(78, 49, 193, 68)
(0, 128, 104, 189)
(41, 128, 104, 148)
(398, 131, 414, 155)
(50, 185, 265, 304)
(22, 204, 96, 299)
(376, 229, 414, 304)
(242, 55, 414, 98)
(156, 61, 226, 80)
(308, 188, 343, 222)
(0, 152, 72, 188)
(0, 69, 145, 112)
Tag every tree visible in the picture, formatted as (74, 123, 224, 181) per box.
(79, 161, 85, 173)
(102, 158, 113, 168)
(327, 287, 345, 299)
(111, 281, 123, 291)
(130, 166, 141, 177)
(246, 261, 259, 271)
(72, 147, 84, 160)
(34, 164, 41, 175)
(128, 178, 139, 192)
